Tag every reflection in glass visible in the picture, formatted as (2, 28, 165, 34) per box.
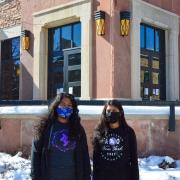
(141, 70, 144, 83)
(53, 28, 62, 62)
(68, 53, 81, 66)
(140, 25, 145, 48)
(146, 27, 154, 50)
(141, 57, 148, 67)
(73, 86, 81, 97)
(53, 28, 60, 51)
(62, 25, 72, 49)
(68, 70, 81, 82)
(155, 30, 160, 52)
(152, 60, 159, 69)
(12, 37, 20, 64)
(48, 22, 81, 99)
(54, 72, 63, 83)
(144, 88, 149, 95)
(73, 23, 81, 47)
(155, 89, 159, 95)
(140, 24, 165, 100)
(144, 71, 149, 83)
(0, 37, 20, 100)
(153, 89, 156, 95)
(152, 72, 159, 85)
(152, 88, 160, 100)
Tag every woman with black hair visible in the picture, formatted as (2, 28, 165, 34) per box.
(93, 100, 139, 180)
(31, 93, 91, 180)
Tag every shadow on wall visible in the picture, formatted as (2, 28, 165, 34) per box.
(28, 31, 34, 58)
(20, 30, 34, 100)
(20, 63, 33, 100)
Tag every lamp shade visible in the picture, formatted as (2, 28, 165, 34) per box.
(94, 11, 105, 36)
(120, 11, 130, 20)
(21, 30, 30, 50)
(120, 11, 130, 36)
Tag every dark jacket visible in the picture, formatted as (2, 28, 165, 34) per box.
(31, 123, 91, 180)
(93, 126, 139, 180)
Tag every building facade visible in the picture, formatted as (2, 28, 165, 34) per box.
(0, 0, 180, 101)
(0, 0, 180, 158)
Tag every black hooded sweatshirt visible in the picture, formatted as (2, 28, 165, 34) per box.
(31, 122, 91, 180)
(93, 126, 139, 180)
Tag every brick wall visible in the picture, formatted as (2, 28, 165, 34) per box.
(0, 0, 21, 29)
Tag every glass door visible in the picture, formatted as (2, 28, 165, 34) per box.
(48, 22, 81, 99)
(140, 24, 165, 100)
(63, 48, 81, 97)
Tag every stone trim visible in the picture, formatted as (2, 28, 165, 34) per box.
(33, 0, 92, 100)
(3, 105, 180, 120)
(131, 0, 179, 100)
(0, 26, 21, 40)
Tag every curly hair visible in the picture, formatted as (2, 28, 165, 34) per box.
(92, 99, 129, 149)
(35, 93, 81, 140)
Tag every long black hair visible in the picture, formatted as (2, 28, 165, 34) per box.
(35, 93, 81, 140)
(93, 99, 129, 149)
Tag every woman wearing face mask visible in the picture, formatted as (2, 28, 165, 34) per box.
(31, 93, 91, 180)
(92, 100, 139, 180)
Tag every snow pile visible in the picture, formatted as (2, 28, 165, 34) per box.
(139, 156, 180, 180)
(0, 152, 31, 180)
(0, 152, 180, 180)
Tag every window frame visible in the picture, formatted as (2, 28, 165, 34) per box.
(0, 36, 20, 100)
(140, 23, 166, 100)
(48, 22, 81, 99)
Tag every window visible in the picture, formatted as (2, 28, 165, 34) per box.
(48, 22, 81, 99)
(155, 30, 160, 52)
(140, 25, 145, 49)
(62, 25, 72, 49)
(140, 24, 165, 100)
(73, 23, 81, 47)
(0, 37, 20, 100)
(140, 24, 161, 52)
(146, 27, 154, 50)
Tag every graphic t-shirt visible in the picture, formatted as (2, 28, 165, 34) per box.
(100, 130, 124, 161)
(93, 127, 132, 180)
(47, 121, 76, 180)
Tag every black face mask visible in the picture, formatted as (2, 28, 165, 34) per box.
(106, 112, 121, 124)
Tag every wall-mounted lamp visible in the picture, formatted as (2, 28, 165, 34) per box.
(21, 30, 30, 50)
(120, 11, 130, 36)
(94, 11, 105, 36)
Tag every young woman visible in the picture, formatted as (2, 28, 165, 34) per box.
(31, 93, 91, 180)
(93, 100, 139, 180)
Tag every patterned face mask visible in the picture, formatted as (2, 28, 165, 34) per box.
(56, 106, 73, 119)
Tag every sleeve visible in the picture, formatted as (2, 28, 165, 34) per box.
(30, 138, 43, 180)
(81, 127, 92, 180)
(129, 129, 139, 180)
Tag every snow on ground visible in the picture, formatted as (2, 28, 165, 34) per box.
(139, 156, 180, 180)
(0, 152, 31, 180)
(0, 152, 180, 180)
